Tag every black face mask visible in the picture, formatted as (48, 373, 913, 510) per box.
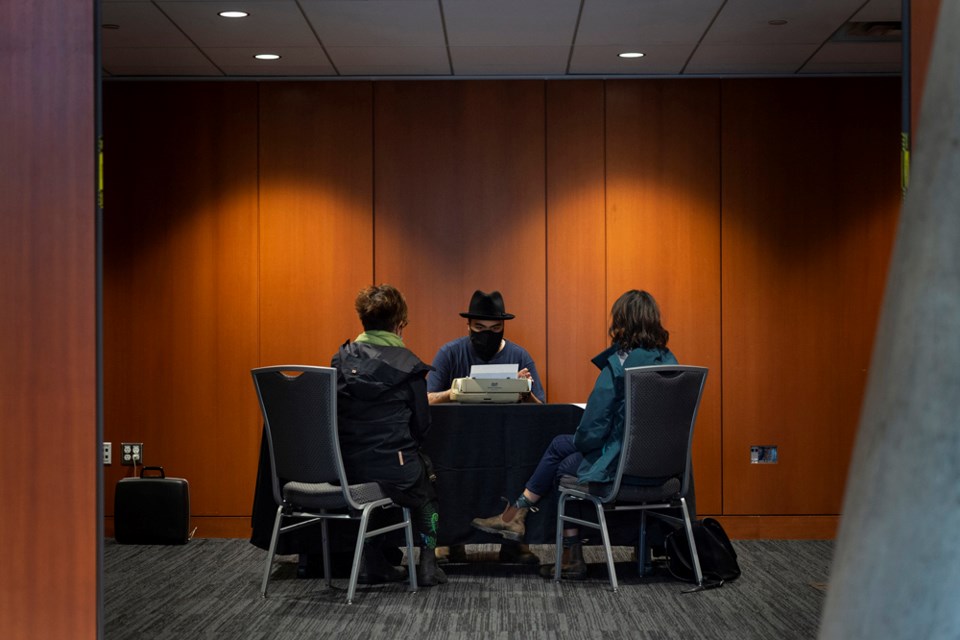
(469, 329, 504, 362)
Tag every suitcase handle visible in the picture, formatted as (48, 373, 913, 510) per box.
(139, 465, 165, 478)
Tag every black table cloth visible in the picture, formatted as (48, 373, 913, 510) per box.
(422, 403, 583, 545)
(250, 402, 688, 553)
(251, 404, 580, 551)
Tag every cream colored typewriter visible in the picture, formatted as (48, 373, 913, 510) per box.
(449, 376, 532, 404)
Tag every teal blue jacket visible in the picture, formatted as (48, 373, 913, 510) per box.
(574, 345, 678, 483)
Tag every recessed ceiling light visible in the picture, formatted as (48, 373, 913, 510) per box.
(618, 52, 645, 59)
(254, 54, 281, 61)
(768, 19, 788, 26)
(219, 11, 249, 18)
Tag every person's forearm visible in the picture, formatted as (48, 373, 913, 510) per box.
(428, 389, 451, 404)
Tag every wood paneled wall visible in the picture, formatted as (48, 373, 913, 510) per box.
(721, 78, 900, 515)
(103, 84, 261, 518)
(1, 0, 97, 638)
(545, 81, 608, 402)
(605, 80, 723, 514)
(374, 81, 548, 369)
(259, 83, 374, 365)
(103, 77, 900, 538)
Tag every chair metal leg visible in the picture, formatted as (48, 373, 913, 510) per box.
(346, 506, 373, 604)
(594, 501, 618, 593)
(321, 517, 332, 587)
(638, 509, 648, 577)
(402, 507, 418, 592)
(680, 497, 705, 590)
(554, 494, 566, 583)
(261, 506, 284, 597)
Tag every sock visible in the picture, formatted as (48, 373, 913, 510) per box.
(415, 500, 439, 550)
(514, 494, 535, 510)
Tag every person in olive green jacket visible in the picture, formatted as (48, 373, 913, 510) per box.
(470, 289, 677, 578)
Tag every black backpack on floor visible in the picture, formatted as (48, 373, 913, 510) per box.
(665, 517, 741, 585)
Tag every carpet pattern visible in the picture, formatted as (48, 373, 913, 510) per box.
(104, 538, 832, 639)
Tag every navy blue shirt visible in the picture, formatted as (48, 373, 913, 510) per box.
(427, 336, 546, 403)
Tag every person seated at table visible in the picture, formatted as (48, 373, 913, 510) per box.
(470, 289, 678, 579)
(332, 284, 447, 587)
(427, 289, 545, 566)
(427, 289, 545, 405)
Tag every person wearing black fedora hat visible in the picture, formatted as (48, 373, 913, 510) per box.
(426, 289, 546, 567)
(426, 290, 545, 405)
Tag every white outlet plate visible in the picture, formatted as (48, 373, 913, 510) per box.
(121, 442, 143, 465)
(103, 442, 112, 465)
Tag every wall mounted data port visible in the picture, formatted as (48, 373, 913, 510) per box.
(103, 442, 112, 465)
(750, 445, 778, 464)
(121, 442, 143, 465)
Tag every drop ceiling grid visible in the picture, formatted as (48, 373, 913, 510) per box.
(99, 0, 903, 78)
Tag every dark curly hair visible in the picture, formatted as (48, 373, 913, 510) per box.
(355, 284, 408, 332)
(608, 290, 669, 351)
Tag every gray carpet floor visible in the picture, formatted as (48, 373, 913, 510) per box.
(104, 539, 832, 639)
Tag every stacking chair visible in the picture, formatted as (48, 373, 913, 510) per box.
(251, 365, 418, 604)
(554, 365, 708, 592)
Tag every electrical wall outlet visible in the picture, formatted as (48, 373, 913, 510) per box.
(750, 445, 778, 464)
(121, 442, 144, 465)
(103, 442, 112, 465)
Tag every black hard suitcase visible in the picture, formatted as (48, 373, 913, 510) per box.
(114, 466, 190, 545)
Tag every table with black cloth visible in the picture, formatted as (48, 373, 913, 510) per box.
(250, 402, 683, 555)
(422, 403, 582, 545)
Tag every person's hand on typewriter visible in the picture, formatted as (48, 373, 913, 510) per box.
(517, 368, 541, 404)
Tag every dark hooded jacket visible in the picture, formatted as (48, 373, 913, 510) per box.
(332, 341, 433, 496)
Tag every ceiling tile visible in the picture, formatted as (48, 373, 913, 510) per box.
(101, 2, 196, 48)
(327, 46, 450, 75)
(101, 47, 222, 76)
(685, 43, 819, 74)
(702, 0, 866, 45)
(801, 42, 901, 74)
(155, 0, 318, 47)
(576, 0, 723, 45)
(852, 0, 902, 22)
(450, 46, 569, 75)
(443, 0, 581, 47)
(300, 0, 445, 47)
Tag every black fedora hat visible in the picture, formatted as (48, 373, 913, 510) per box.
(460, 290, 515, 320)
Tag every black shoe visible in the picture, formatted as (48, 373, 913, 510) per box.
(499, 542, 540, 565)
(417, 548, 448, 587)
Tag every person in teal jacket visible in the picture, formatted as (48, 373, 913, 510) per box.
(471, 289, 677, 578)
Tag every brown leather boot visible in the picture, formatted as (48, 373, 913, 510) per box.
(470, 507, 528, 542)
(539, 542, 588, 580)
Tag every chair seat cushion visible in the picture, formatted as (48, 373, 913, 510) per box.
(283, 480, 388, 510)
(559, 474, 681, 503)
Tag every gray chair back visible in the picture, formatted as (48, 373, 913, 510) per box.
(251, 365, 346, 506)
(609, 365, 708, 501)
